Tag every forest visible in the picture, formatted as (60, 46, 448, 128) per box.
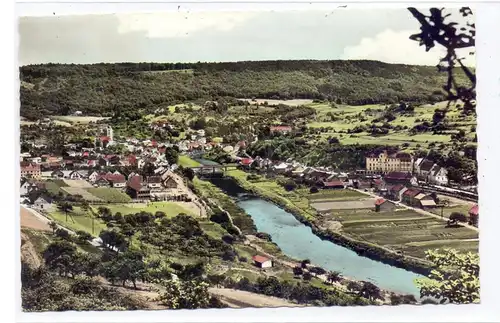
(19, 60, 468, 120)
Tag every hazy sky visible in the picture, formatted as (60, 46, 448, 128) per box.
(17, 8, 474, 66)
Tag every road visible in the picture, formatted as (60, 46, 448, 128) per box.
(21, 205, 104, 247)
(350, 188, 479, 233)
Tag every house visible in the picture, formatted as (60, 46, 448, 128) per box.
(20, 179, 39, 197)
(252, 255, 273, 268)
(402, 189, 422, 207)
(374, 198, 394, 212)
(414, 193, 437, 208)
(428, 165, 448, 185)
(126, 176, 151, 200)
(33, 195, 52, 210)
(270, 125, 292, 134)
(196, 129, 205, 137)
(238, 158, 254, 168)
(384, 172, 413, 185)
(417, 159, 435, 179)
(163, 175, 178, 189)
(88, 171, 100, 183)
(273, 162, 289, 173)
(365, 151, 413, 174)
(372, 178, 387, 193)
(387, 184, 408, 201)
(20, 162, 41, 179)
(51, 170, 64, 178)
(146, 176, 163, 189)
(107, 174, 127, 188)
(321, 180, 345, 189)
(469, 204, 479, 226)
(94, 176, 111, 187)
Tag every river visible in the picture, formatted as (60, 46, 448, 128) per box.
(238, 198, 423, 297)
(196, 162, 424, 297)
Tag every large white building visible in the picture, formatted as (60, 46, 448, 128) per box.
(365, 151, 413, 174)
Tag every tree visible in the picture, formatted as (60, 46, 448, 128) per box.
(49, 221, 58, 235)
(156, 279, 212, 309)
(302, 272, 312, 281)
(347, 281, 362, 293)
(300, 259, 310, 269)
(390, 293, 417, 305)
(359, 281, 383, 301)
(326, 271, 342, 284)
(293, 266, 304, 276)
(409, 7, 476, 114)
(164, 147, 179, 166)
(57, 202, 73, 222)
(43, 241, 77, 277)
(207, 274, 225, 288)
(76, 230, 92, 243)
(449, 212, 468, 225)
(309, 266, 326, 277)
(415, 249, 479, 304)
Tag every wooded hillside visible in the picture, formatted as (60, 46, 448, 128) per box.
(19, 60, 466, 119)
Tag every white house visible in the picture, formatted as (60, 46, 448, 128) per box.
(33, 196, 52, 210)
(428, 165, 449, 185)
(197, 129, 205, 137)
(273, 162, 289, 173)
(252, 255, 273, 268)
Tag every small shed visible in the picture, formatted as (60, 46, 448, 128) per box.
(321, 180, 345, 190)
(252, 255, 273, 268)
(374, 198, 394, 212)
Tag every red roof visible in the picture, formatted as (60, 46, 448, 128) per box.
(151, 140, 158, 147)
(389, 184, 405, 192)
(82, 151, 89, 157)
(252, 255, 270, 264)
(20, 163, 40, 171)
(375, 198, 386, 206)
(469, 204, 479, 216)
(323, 180, 344, 187)
(106, 174, 126, 183)
(100, 136, 110, 142)
(240, 158, 254, 166)
(403, 189, 421, 198)
(270, 125, 292, 132)
(127, 175, 143, 191)
(385, 172, 412, 180)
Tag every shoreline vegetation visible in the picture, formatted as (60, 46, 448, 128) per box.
(223, 170, 433, 276)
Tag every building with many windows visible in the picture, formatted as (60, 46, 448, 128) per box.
(365, 151, 413, 174)
(20, 162, 41, 179)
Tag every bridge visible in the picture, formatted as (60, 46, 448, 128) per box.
(189, 164, 239, 177)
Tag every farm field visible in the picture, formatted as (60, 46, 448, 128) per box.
(50, 115, 110, 124)
(60, 187, 104, 202)
(297, 188, 366, 201)
(238, 98, 314, 106)
(311, 199, 374, 211)
(329, 207, 478, 259)
(87, 188, 132, 203)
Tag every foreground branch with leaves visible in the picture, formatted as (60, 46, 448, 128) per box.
(415, 249, 479, 304)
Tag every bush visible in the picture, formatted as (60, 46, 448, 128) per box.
(310, 186, 319, 194)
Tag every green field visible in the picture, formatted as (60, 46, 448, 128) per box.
(48, 206, 108, 236)
(178, 155, 202, 167)
(86, 188, 132, 203)
(297, 188, 366, 201)
(98, 201, 196, 218)
(304, 101, 475, 152)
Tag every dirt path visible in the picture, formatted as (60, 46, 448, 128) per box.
(208, 288, 301, 308)
(21, 206, 51, 231)
(351, 188, 479, 233)
(167, 171, 208, 218)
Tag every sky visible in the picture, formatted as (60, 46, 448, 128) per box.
(17, 6, 475, 66)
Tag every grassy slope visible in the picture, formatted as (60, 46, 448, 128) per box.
(86, 188, 132, 203)
(178, 155, 202, 167)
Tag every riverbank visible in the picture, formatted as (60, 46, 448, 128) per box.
(225, 170, 433, 277)
(192, 176, 418, 302)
